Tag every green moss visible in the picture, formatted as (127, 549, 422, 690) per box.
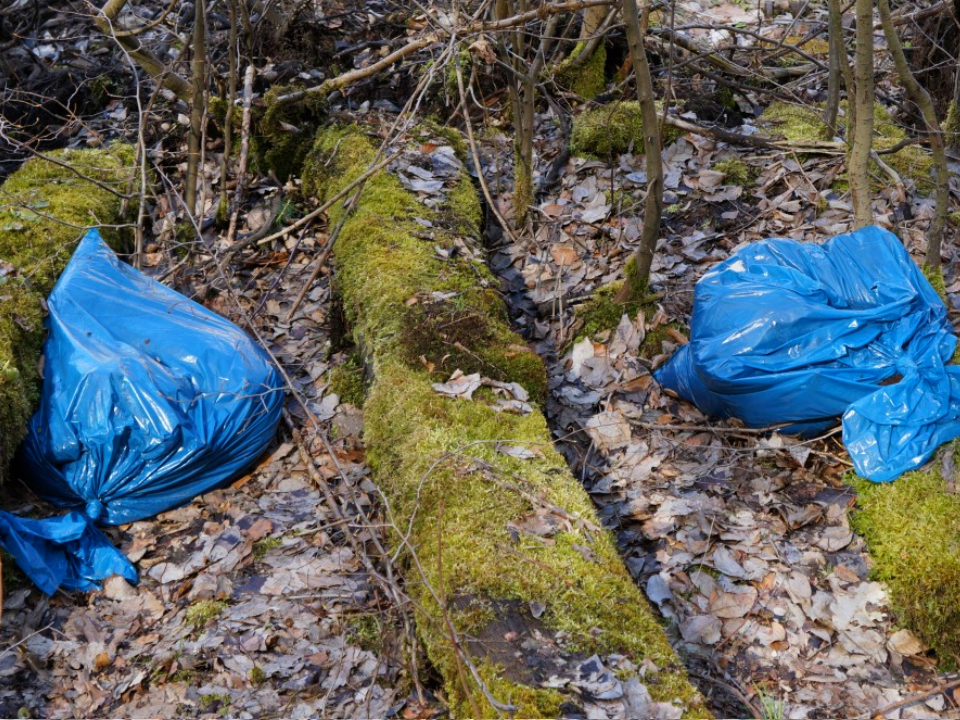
(199, 693, 230, 711)
(252, 536, 283, 560)
(0, 146, 133, 483)
(570, 282, 685, 358)
(329, 353, 366, 407)
(923, 263, 947, 303)
(366, 362, 705, 717)
(185, 600, 228, 627)
(346, 614, 383, 652)
(443, 174, 483, 238)
(762, 101, 935, 193)
(571, 102, 680, 159)
(850, 451, 960, 662)
(398, 302, 548, 404)
(870, 104, 935, 193)
(620, 253, 650, 304)
(304, 125, 708, 718)
(253, 86, 327, 181)
(422, 117, 469, 158)
(713, 156, 755, 186)
(945, 100, 960, 153)
(0, 145, 135, 288)
(304, 126, 546, 402)
(249, 666, 266, 685)
(572, 282, 638, 342)
(761, 102, 828, 143)
(556, 41, 608, 99)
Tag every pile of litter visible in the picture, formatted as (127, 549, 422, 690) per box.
(0, 230, 283, 594)
(657, 225, 960, 482)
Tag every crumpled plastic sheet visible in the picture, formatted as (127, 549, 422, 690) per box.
(0, 229, 283, 593)
(655, 225, 960, 482)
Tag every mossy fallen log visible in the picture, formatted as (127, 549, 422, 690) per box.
(0, 146, 134, 480)
(304, 125, 708, 718)
(850, 447, 960, 663)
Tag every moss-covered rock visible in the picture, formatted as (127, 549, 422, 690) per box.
(0, 146, 134, 481)
(571, 101, 682, 159)
(304, 125, 708, 718)
(850, 450, 960, 663)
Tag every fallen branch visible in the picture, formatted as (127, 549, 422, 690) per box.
(272, 0, 616, 106)
(664, 114, 846, 154)
(864, 677, 960, 720)
(95, 0, 193, 102)
(874, 0, 950, 29)
(652, 27, 818, 80)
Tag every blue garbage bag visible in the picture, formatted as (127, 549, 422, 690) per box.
(0, 229, 284, 593)
(655, 225, 960, 482)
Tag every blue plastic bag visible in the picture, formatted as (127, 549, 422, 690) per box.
(655, 225, 960, 482)
(0, 229, 283, 593)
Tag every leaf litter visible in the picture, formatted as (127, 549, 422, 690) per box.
(476, 60, 960, 719)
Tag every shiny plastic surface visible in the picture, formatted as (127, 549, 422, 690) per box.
(655, 225, 960, 482)
(0, 229, 283, 592)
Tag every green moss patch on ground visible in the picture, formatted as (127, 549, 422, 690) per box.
(328, 352, 366, 407)
(304, 125, 708, 718)
(850, 449, 960, 663)
(569, 281, 687, 359)
(571, 102, 681, 159)
(0, 145, 134, 482)
(713, 156, 755, 186)
(760, 101, 828, 143)
(761, 101, 935, 193)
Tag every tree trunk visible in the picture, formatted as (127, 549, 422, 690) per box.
(945, 65, 960, 153)
(185, 0, 207, 216)
(823, 0, 843, 136)
(617, 0, 663, 302)
(848, 0, 874, 228)
(878, 0, 949, 267)
(218, 0, 238, 224)
(497, 0, 535, 226)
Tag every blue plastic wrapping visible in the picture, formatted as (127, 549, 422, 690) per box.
(655, 225, 960, 482)
(0, 229, 283, 592)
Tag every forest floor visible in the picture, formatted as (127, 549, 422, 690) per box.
(2, 0, 960, 718)
(481, 108, 960, 718)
